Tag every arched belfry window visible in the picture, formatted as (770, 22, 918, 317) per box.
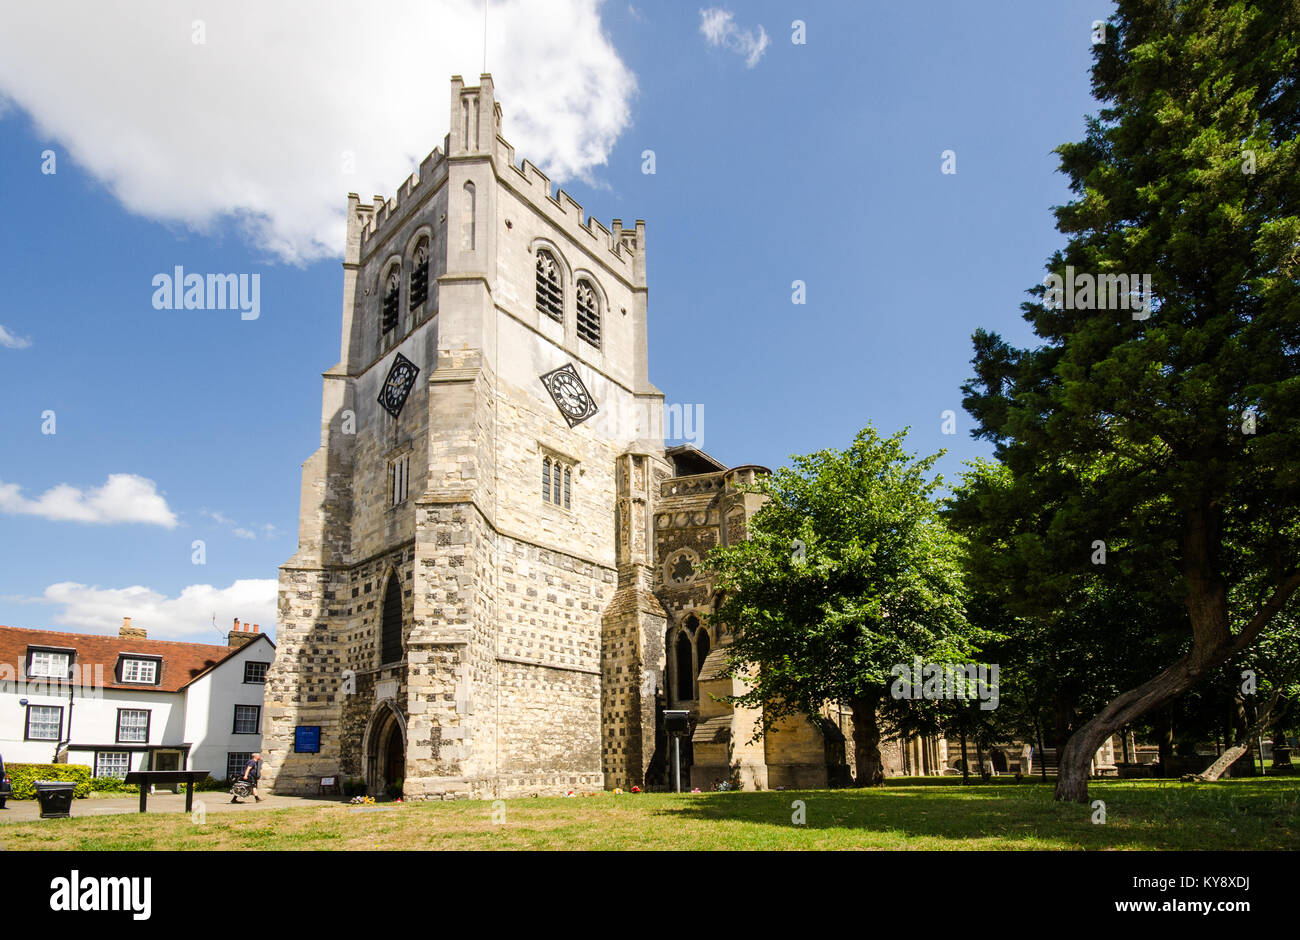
(381, 266, 401, 336)
(536, 250, 563, 322)
(576, 279, 600, 347)
(409, 237, 430, 310)
(380, 573, 403, 665)
(675, 629, 694, 702)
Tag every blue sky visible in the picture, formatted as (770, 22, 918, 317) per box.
(0, 0, 1105, 639)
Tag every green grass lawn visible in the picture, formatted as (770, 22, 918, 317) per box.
(1, 777, 1296, 851)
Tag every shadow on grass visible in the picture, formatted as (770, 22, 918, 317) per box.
(650, 778, 1300, 850)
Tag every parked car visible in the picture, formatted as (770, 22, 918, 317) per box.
(0, 755, 11, 808)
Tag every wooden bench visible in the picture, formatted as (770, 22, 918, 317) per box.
(124, 770, 211, 814)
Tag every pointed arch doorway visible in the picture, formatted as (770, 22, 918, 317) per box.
(364, 701, 407, 795)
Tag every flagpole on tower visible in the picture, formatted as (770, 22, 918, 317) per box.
(483, 0, 488, 74)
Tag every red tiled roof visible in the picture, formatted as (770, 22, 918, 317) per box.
(0, 625, 241, 693)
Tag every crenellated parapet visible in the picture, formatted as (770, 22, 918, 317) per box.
(357, 146, 449, 251)
(500, 152, 641, 276)
(353, 73, 641, 281)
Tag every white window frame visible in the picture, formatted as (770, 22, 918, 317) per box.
(117, 708, 149, 744)
(28, 650, 70, 678)
(120, 658, 158, 684)
(26, 704, 62, 740)
(96, 751, 130, 779)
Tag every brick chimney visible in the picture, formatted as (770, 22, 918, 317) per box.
(119, 616, 147, 640)
(228, 618, 260, 649)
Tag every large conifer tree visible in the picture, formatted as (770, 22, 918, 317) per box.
(957, 0, 1300, 801)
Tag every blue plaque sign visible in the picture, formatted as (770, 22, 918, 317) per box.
(294, 725, 321, 753)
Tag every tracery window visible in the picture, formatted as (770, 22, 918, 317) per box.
(536, 250, 563, 322)
(575, 279, 600, 347)
(381, 266, 401, 335)
(409, 237, 430, 310)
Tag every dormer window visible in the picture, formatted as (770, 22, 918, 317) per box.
(27, 648, 71, 679)
(119, 656, 160, 685)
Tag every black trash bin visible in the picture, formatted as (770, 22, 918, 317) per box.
(33, 780, 75, 819)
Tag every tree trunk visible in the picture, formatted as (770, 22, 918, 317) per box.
(959, 722, 969, 784)
(1157, 710, 1175, 777)
(1198, 693, 1278, 781)
(1053, 698, 1074, 750)
(1201, 742, 1252, 781)
(849, 695, 884, 786)
(1054, 506, 1300, 803)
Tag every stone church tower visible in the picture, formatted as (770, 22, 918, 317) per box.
(261, 75, 852, 799)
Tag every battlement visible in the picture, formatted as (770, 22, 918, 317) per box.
(355, 74, 641, 278)
(358, 146, 448, 249)
(502, 146, 638, 273)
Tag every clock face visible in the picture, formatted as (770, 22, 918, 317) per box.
(540, 363, 598, 427)
(378, 352, 420, 418)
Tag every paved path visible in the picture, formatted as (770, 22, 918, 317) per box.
(0, 792, 340, 823)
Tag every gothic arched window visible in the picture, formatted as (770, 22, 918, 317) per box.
(409, 237, 430, 310)
(542, 454, 574, 509)
(536, 250, 563, 322)
(381, 266, 401, 336)
(576, 279, 600, 347)
(675, 629, 694, 702)
(380, 573, 403, 665)
(696, 624, 711, 674)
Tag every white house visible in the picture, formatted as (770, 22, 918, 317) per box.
(0, 617, 274, 781)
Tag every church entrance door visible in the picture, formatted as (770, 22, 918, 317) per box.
(365, 704, 406, 796)
(384, 722, 405, 789)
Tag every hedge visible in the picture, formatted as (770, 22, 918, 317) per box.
(89, 775, 139, 794)
(6, 763, 93, 799)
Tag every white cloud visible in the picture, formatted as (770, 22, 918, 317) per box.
(200, 508, 277, 540)
(40, 579, 278, 641)
(0, 324, 31, 349)
(699, 8, 769, 68)
(0, 474, 178, 527)
(200, 509, 234, 527)
(0, 0, 636, 265)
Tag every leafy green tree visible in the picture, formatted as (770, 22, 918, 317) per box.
(706, 425, 982, 784)
(949, 460, 1188, 765)
(956, 0, 1300, 801)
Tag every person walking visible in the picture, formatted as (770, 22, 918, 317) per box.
(232, 752, 263, 803)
